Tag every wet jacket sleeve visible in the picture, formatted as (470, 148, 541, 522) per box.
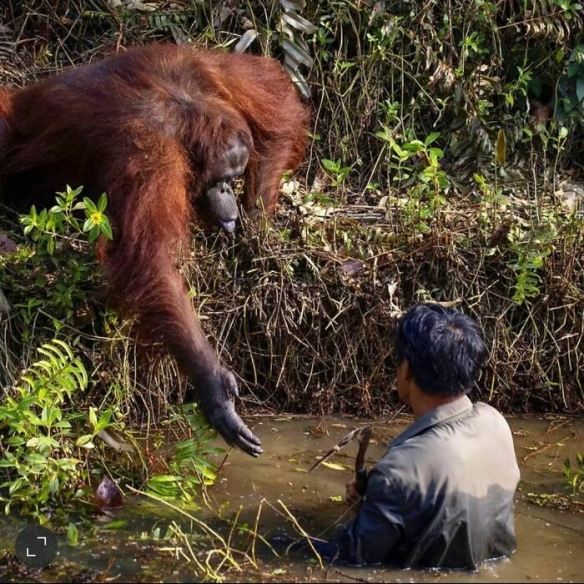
(331, 468, 405, 565)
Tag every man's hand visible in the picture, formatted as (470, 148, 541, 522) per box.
(345, 474, 363, 512)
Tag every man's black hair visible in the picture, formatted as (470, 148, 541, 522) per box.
(396, 303, 488, 396)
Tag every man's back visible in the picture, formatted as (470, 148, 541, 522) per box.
(333, 396, 520, 569)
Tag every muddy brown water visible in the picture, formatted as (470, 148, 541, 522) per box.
(207, 415, 584, 583)
(1, 415, 583, 582)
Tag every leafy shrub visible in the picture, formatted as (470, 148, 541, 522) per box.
(0, 338, 114, 517)
(0, 187, 221, 519)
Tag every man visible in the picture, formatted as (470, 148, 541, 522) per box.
(317, 303, 520, 570)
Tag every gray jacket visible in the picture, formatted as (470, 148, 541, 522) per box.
(332, 396, 520, 569)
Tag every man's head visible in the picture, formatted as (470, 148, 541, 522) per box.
(395, 303, 487, 405)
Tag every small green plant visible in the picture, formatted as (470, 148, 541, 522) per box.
(503, 66, 533, 108)
(314, 25, 334, 62)
(365, 14, 404, 56)
(12, 186, 113, 328)
(563, 453, 584, 494)
(507, 224, 555, 305)
(376, 130, 450, 230)
(145, 404, 222, 503)
(321, 158, 352, 187)
(410, 136, 450, 210)
(67, 521, 79, 546)
(0, 338, 115, 518)
(21, 185, 112, 252)
(473, 172, 510, 232)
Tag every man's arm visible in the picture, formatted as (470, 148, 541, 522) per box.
(322, 469, 405, 565)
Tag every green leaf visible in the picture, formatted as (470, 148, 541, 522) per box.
(321, 158, 339, 172)
(402, 139, 425, 152)
(76, 435, 95, 448)
(576, 76, 584, 103)
(49, 475, 59, 494)
(100, 218, 113, 240)
(567, 63, 580, 77)
(89, 408, 98, 428)
(83, 198, 98, 214)
(148, 475, 182, 483)
(88, 226, 100, 243)
(67, 522, 79, 546)
(97, 193, 108, 213)
(425, 132, 441, 146)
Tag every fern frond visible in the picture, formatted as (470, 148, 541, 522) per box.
(17, 339, 88, 401)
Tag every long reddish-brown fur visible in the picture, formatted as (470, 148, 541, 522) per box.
(0, 44, 310, 456)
